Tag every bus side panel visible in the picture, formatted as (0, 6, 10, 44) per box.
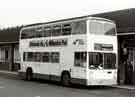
(60, 35, 88, 85)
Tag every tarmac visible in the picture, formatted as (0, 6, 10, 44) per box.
(111, 85, 135, 90)
(0, 70, 135, 90)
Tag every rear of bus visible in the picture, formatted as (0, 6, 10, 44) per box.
(87, 17, 117, 85)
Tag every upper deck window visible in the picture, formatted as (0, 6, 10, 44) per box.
(104, 23, 116, 36)
(90, 22, 103, 35)
(43, 26, 52, 37)
(34, 26, 43, 38)
(20, 20, 87, 39)
(72, 21, 86, 34)
(89, 21, 116, 36)
(21, 28, 36, 39)
(21, 29, 27, 39)
(52, 25, 61, 36)
(62, 23, 71, 35)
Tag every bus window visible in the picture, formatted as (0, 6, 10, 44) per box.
(44, 26, 52, 37)
(21, 28, 35, 39)
(72, 21, 86, 34)
(52, 25, 61, 36)
(51, 52, 60, 63)
(89, 52, 103, 69)
(23, 52, 27, 61)
(34, 26, 43, 38)
(89, 52, 116, 69)
(21, 29, 27, 39)
(74, 52, 87, 67)
(42, 52, 50, 62)
(35, 52, 42, 62)
(104, 53, 116, 69)
(90, 22, 103, 35)
(90, 21, 116, 36)
(27, 52, 33, 61)
(104, 23, 116, 36)
(62, 23, 72, 35)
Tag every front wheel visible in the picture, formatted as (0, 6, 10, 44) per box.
(61, 73, 70, 86)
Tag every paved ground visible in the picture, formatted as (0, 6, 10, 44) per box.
(0, 73, 135, 97)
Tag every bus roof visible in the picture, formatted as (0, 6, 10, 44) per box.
(24, 16, 115, 28)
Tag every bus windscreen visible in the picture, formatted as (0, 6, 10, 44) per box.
(89, 52, 116, 69)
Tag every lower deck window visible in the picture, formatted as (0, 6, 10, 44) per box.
(23, 52, 59, 63)
(74, 52, 87, 67)
(42, 52, 50, 62)
(51, 52, 59, 63)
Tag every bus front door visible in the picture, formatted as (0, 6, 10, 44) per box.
(71, 65, 87, 84)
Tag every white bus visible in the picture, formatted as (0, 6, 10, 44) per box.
(19, 16, 118, 86)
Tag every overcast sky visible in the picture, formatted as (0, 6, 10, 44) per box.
(0, 0, 134, 28)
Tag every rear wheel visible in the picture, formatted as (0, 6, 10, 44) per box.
(61, 72, 70, 86)
(26, 68, 33, 81)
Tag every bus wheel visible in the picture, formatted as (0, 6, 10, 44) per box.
(61, 72, 70, 86)
(26, 68, 33, 81)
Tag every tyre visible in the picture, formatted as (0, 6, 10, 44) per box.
(61, 72, 70, 86)
(26, 68, 33, 81)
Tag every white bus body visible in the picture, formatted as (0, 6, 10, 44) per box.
(19, 16, 118, 86)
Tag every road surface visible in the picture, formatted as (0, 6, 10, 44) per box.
(0, 73, 134, 97)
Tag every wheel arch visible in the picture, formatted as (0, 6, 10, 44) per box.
(26, 67, 33, 74)
(61, 70, 71, 79)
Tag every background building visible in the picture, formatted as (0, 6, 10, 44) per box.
(0, 26, 22, 71)
(0, 8, 135, 85)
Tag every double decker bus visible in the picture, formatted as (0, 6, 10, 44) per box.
(19, 16, 118, 86)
